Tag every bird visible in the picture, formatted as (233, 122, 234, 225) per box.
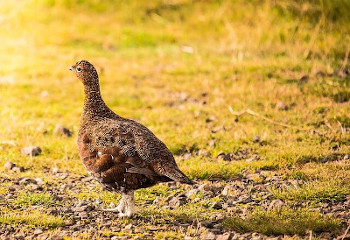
(69, 60, 193, 217)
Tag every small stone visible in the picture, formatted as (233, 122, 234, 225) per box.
(268, 199, 285, 210)
(111, 226, 121, 232)
(208, 139, 216, 147)
(211, 202, 222, 210)
(31, 184, 43, 191)
(3, 161, 15, 170)
(251, 232, 262, 240)
(182, 153, 192, 160)
(186, 189, 199, 198)
(19, 177, 37, 185)
(299, 75, 309, 84)
(169, 196, 187, 207)
(14, 234, 25, 240)
(223, 153, 232, 161)
(12, 166, 25, 173)
(344, 154, 349, 160)
(40, 91, 49, 98)
(198, 149, 210, 157)
(125, 224, 133, 230)
(217, 152, 226, 159)
(34, 178, 44, 185)
(253, 136, 260, 143)
(79, 212, 88, 219)
(276, 101, 288, 110)
(217, 232, 235, 240)
(206, 115, 216, 123)
(221, 186, 232, 196)
(54, 125, 73, 137)
(21, 146, 42, 156)
(204, 232, 216, 240)
(51, 167, 60, 173)
(34, 229, 43, 235)
(73, 205, 89, 212)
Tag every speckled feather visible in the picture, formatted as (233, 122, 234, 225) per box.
(72, 60, 193, 193)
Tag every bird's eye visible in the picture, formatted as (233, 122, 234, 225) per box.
(76, 66, 82, 72)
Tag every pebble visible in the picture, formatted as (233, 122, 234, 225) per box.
(54, 125, 73, 137)
(276, 101, 288, 110)
(217, 151, 225, 158)
(79, 212, 88, 218)
(125, 224, 133, 230)
(251, 232, 263, 240)
(3, 161, 15, 170)
(208, 139, 216, 147)
(21, 146, 42, 156)
(185, 188, 199, 198)
(19, 178, 37, 185)
(253, 136, 260, 143)
(211, 201, 222, 210)
(182, 153, 192, 160)
(221, 185, 235, 196)
(223, 153, 232, 161)
(12, 166, 25, 172)
(169, 196, 187, 207)
(217, 232, 235, 240)
(268, 199, 285, 210)
(204, 231, 216, 240)
(198, 149, 210, 157)
(34, 229, 43, 235)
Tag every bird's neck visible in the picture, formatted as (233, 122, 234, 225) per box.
(82, 83, 112, 120)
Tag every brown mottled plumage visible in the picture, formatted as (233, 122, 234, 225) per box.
(69, 60, 192, 217)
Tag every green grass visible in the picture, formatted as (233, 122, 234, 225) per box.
(0, 0, 349, 236)
(223, 207, 342, 235)
(270, 182, 349, 203)
(12, 192, 55, 206)
(0, 208, 66, 228)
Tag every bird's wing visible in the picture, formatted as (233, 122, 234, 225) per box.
(87, 119, 192, 184)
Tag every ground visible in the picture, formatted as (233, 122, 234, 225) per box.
(0, 0, 349, 239)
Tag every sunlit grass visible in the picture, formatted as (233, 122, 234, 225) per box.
(12, 192, 55, 206)
(270, 182, 349, 203)
(223, 207, 342, 235)
(0, 208, 66, 228)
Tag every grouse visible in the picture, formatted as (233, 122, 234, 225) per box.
(69, 60, 193, 217)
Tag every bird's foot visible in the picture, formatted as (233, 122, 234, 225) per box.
(102, 201, 125, 213)
(102, 207, 120, 212)
(118, 210, 133, 218)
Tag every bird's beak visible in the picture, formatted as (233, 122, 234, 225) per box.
(69, 66, 74, 71)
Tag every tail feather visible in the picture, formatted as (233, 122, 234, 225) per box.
(153, 161, 194, 185)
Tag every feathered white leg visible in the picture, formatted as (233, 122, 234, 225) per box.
(102, 191, 135, 217)
(118, 191, 135, 218)
(103, 194, 126, 213)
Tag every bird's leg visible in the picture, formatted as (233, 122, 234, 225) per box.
(102, 194, 126, 212)
(118, 191, 135, 218)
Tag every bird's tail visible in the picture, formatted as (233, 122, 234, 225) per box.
(154, 162, 195, 185)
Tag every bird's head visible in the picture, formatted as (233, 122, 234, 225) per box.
(69, 60, 99, 86)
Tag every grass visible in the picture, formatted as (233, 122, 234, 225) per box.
(0, 208, 66, 229)
(223, 207, 342, 235)
(0, 0, 349, 236)
(270, 182, 349, 203)
(12, 192, 55, 206)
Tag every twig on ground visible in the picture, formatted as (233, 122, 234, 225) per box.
(340, 46, 349, 71)
(228, 106, 305, 130)
(341, 224, 350, 240)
